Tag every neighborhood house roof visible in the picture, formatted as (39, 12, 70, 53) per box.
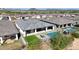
(15, 19, 54, 31)
(40, 17, 75, 25)
(0, 20, 19, 36)
(61, 16, 79, 23)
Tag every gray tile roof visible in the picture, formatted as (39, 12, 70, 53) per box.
(63, 16, 79, 23)
(0, 20, 19, 36)
(15, 19, 54, 31)
(40, 17, 75, 25)
(73, 16, 79, 20)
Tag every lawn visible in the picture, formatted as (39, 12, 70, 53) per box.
(25, 35, 41, 50)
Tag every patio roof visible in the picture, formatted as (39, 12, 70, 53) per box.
(0, 20, 19, 36)
(40, 17, 75, 25)
(15, 19, 54, 31)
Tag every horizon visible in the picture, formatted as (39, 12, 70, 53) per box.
(1, 8, 79, 10)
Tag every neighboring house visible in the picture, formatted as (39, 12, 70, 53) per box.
(63, 16, 79, 25)
(0, 20, 19, 44)
(20, 16, 30, 19)
(15, 19, 54, 37)
(40, 17, 75, 32)
(1, 16, 11, 21)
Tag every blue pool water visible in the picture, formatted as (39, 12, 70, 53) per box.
(64, 27, 76, 33)
(47, 32, 58, 38)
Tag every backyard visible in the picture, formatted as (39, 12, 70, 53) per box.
(24, 27, 79, 50)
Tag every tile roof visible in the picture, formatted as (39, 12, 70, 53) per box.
(40, 17, 75, 25)
(15, 19, 54, 31)
(0, 20, 19, 36)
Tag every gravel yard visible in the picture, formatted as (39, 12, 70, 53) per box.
(65, 38, 79, 50)
(0, 41, 23, 50)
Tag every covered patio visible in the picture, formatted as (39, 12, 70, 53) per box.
(15, 19, 54, 37)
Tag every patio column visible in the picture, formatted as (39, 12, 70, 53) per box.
(66, 24, 69, 27)
(20, 17, 22, 19)
(0, 37, 3, 44)
(0, 16, 3, 20)
(8, 16, 11, 21)
(62, 25, 64, 28)
(23, 31, 26, 37)
(46, 27, 48, 31)
(35, 29, 37, 33)
(15, 34, 18, 40)
(53, 26, 54, 30)
(59, 25, 60, 29)
(71, 24, 73, 27)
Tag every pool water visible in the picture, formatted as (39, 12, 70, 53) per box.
(47, 32, 58, 38)
(64, 27, 76, 33)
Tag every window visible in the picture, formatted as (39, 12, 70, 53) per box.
(7, 17, 9, 19)
(60, 25, 62, 28)
(37, 28, 45, 32)
(47, 26, 53, 29)
(64, 24, 66, 27)
(26, 30, 31, 34)
(76, 22, 78, 24)
(56, 25, 59, 28)
(22, 17, 25, 19)
(26, 29, 35, 34)
(68, 23, 71, 26)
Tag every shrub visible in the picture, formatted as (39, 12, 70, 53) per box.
(51, 34, 74, 50)
(71, 32, 79, 38)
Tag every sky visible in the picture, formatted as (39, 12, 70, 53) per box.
(0, 0, 79, 8)
(3, 8, 79, 10)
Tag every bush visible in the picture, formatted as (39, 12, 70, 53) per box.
(71, 32, 79, 38)
(25, 35, 41, 50)
(51, 34, 74, 50)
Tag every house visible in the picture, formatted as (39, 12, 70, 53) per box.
(15, 19, 54, 37)
(71, 16, 79, 25)
(63, 16, 79, 25)
(0, 20, 19, 44)
(1, 16, 11, 21)
(40, 17, 75, 32)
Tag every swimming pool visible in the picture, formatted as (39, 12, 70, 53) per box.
(64, 27, 76, 33)
(47, 32, 58, 38)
